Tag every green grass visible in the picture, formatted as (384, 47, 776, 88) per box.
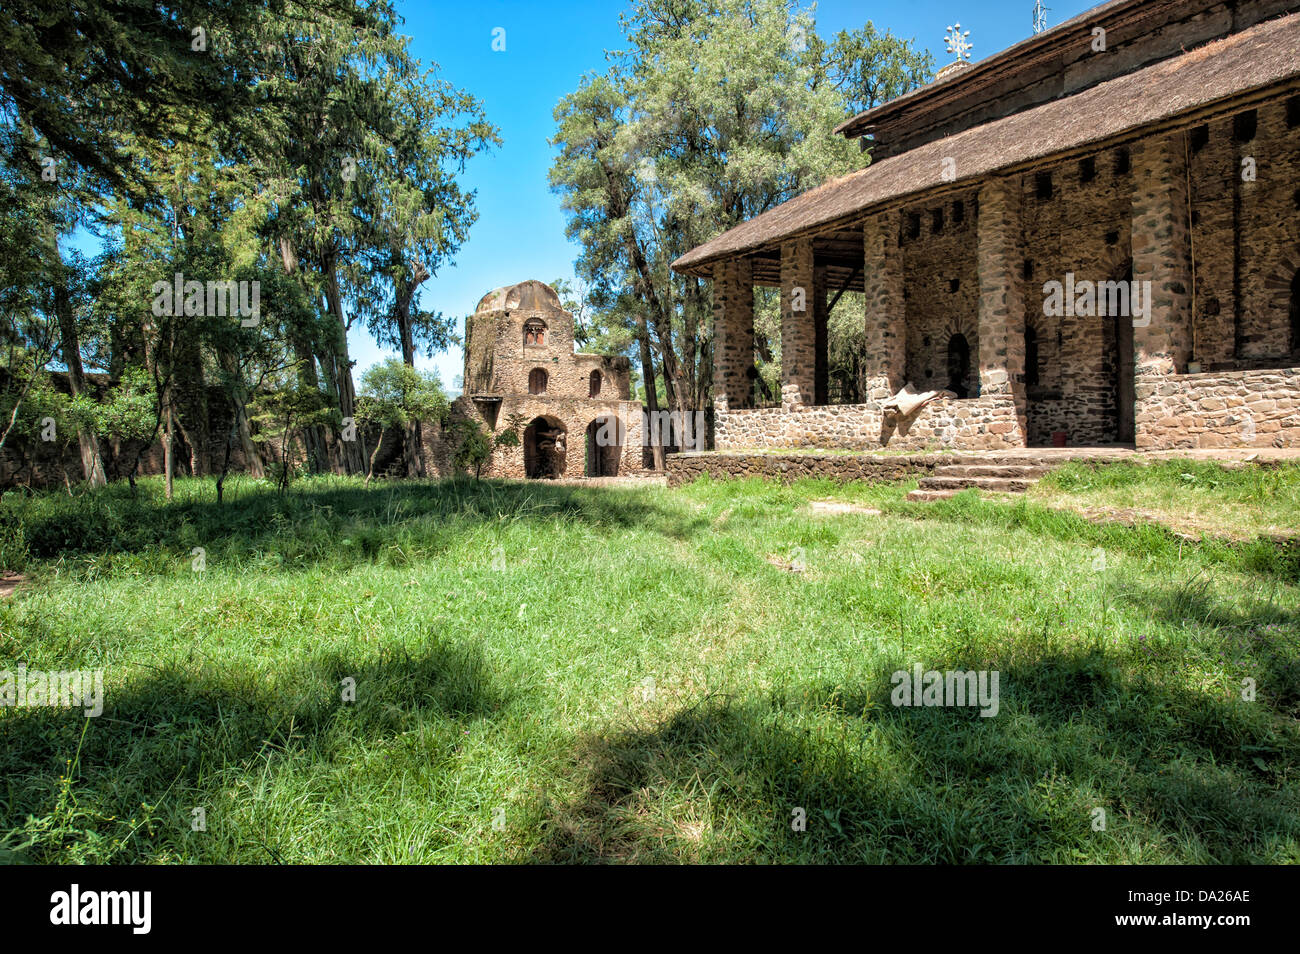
(1, 470, 1297, 863)
(1028, 459, 1300, 539)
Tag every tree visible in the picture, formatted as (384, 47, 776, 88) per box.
(355, 359, 449, 483)
(550, 0, 932, 419)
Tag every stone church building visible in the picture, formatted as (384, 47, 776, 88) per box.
(455, 280, 643, 478)
(673, 0, 1300, 451)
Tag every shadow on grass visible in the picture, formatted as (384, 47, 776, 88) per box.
(0, 632, 504, 863)
(533, 651, 1300, 864)
(8, 476, 707, 573)
(1117, 578, 1300, 716)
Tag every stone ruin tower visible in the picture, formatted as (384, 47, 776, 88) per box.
(460, 280, 643, 479)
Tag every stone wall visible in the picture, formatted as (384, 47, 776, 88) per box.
(464, 280, 632, 401)
(1135, 366, 1300, 449)
(714, 394, 1022, 452)
(666, 450, 942, 487)
(438, 394, 645, 480)
(899, 190, 980, 398)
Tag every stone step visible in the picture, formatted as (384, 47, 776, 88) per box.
(917, 475, 1040, 492)
(905, 488, 959, 502)
(940, 456, 1057, 468)
(932, 463, 1050, 479)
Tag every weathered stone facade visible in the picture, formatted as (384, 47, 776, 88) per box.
(1136, 367, 1300, 449)
(675, 2, 1300, 456)
(454, 280, 644, 479)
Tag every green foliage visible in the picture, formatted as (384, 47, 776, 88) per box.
(450, 419, 493, 479)
(249, 379, 335, 490)
(550, 0, 932, 411)
(356, 359, 449, 432)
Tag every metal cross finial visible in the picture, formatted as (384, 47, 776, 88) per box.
(945, 24, 973, 61)
(1033, 1, 1050, 34)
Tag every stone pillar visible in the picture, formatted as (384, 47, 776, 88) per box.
(780, 237, 816, 408)
(1131, 133, 1193, 374)
(977, 176, 1026, 404)
(814, 264, 829, 406)
(862, 212, 905, 401)
(711, 257, 754, 414)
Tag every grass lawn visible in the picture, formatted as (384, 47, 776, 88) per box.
(1027, 459, 1300, 540)
(1, 468, 1297, 864)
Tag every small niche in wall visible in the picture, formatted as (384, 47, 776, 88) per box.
(1288, 95, 1300, 129)
(1115, 148, 1130, 175)
(1022, 259, 1034, 280)
(907, 213, 921, 240)
(948, 278, 960, 293)
(931, 208, 945, 234)
(952, 201, 965, 225)
(1232, 109, 1257, 143)
(1105, 230, 1119, 246)
(1078, 156, 1096, 183)
(1190, 124, 1209, 154)
(1035, 171, 1054, 200)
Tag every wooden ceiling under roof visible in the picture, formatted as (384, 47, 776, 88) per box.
(748, 228, 867, 290)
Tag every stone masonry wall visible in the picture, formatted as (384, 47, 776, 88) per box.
(1135, 366, 1300, 449)
(714, 394, 1022, 452)
(899, 190, 980, 398)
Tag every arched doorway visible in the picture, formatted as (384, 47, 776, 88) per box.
(528, 368, 548, 395)
(585, 415, 624, 477)
(946, 333, 972, 399)
(524, 416, 566, 478)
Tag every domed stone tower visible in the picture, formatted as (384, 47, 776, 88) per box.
(457, 280, 642, 479)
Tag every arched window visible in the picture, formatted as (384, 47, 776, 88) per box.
(946, 333, 972, 399)
(1290, 270, 1300, 356)
(1025, 326, 1040, 387)
(589, 370, 601, 398)
(523, 319, 546, 347)
(528, 368, 548, 395)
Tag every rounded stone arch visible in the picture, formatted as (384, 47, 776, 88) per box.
(588, 369, 602, 398)
(523, 415, 567, 479)
(523, 317, 547, 347)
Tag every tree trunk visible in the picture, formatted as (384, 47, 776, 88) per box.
(637, 313, 665, 471)
(279, 236, 329, 472)
(163, 398, 175, 500)
(394, 257, 430, 479)
(323, 267, 365, 476)
(51, 235, 106, 487)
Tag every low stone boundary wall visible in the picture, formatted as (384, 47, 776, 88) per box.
(715, 395, 1023, 452)
(665, 451, 943, 487)
(1136, 367, 1300, 449)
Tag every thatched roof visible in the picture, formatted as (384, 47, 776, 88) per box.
(673, 10, 1300, 278)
